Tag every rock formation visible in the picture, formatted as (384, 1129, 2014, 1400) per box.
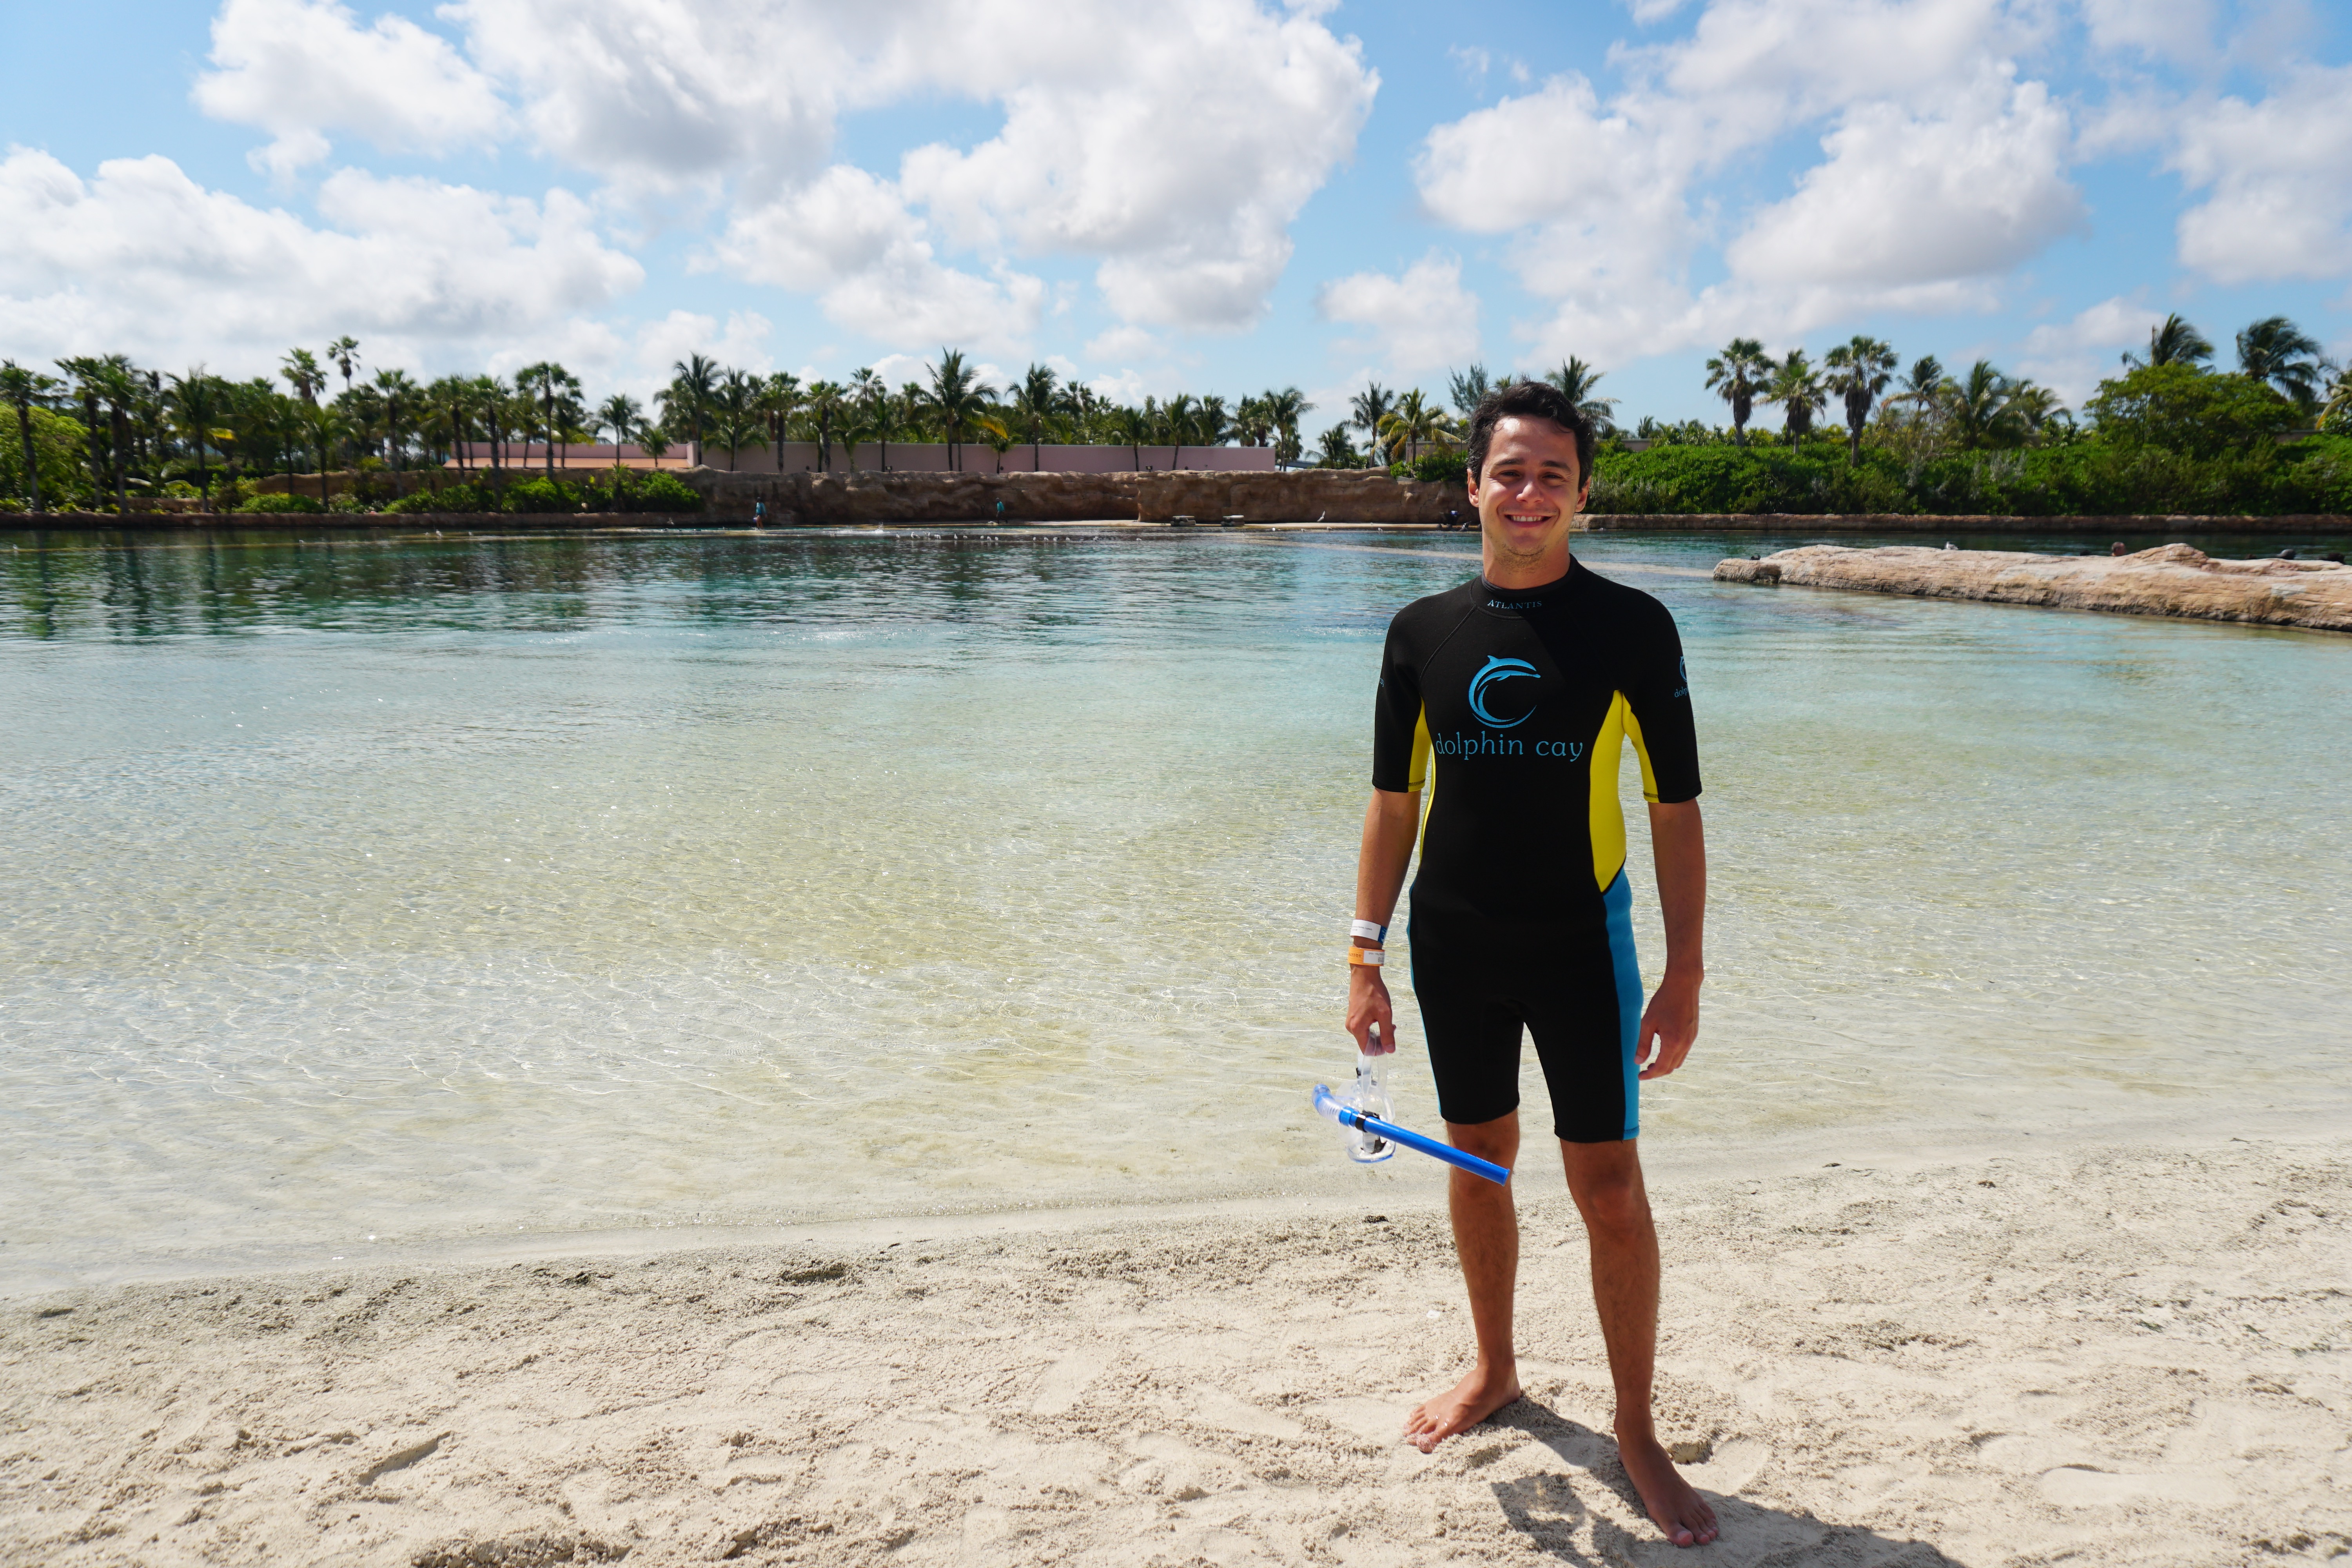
(1714, 543, 2352, 634)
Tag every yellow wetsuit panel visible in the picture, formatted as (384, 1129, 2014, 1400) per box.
(1587, 691, 1629, 892)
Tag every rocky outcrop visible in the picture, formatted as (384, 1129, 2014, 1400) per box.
(1596, 512, 2351, 533)
(1713, 543, 2352, 633)
(681, 467, 1460, 525)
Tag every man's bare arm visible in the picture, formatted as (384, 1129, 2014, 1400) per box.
(1636, 798, 1706, 1080)
(1345, 788, 1421, 1055)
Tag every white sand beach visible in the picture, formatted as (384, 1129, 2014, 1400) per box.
(6, 1130, 2345, 1567)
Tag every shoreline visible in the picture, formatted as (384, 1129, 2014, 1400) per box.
(10, 1098, 2339, 1299)
(7, 508, 2352, 535)
(7, 1123, 2344, 1567)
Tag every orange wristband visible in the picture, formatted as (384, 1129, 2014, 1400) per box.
(1348, 947, 1384, 967)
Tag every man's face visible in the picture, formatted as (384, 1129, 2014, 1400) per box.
(1468, 416, 1586, 564)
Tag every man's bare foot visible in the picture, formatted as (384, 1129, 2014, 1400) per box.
(1403, 1362, 1521, 1454)
(1615, 1425, 1719, 1547)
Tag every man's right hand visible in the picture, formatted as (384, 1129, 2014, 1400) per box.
(1346, 964, 1397, 1054)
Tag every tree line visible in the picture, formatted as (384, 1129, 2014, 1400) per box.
(0, 343, 1317, 514)
(5, 314, 2346, 515)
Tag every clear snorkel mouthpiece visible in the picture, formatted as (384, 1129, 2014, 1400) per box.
(1318, 1025, 1395, 1163)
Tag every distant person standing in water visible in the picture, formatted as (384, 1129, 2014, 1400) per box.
(1342, 381, 1718, 1547)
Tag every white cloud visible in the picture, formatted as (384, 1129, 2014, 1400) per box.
(1085, 326, 1164, 363)
(1316, 254, 1481, 377)
(1412, 0, 2085, 367)
(1735, 75, 2083, 288)
(2169, 64, 2352, 283)
(891, 3, 1374, 331)
(2080, 0, 2214, 66)
(436, 0, 1374, 336)
(0, 149, 641, 372)
(193, 0, 507, 178)
(2015, 296, 2165, 403)
(708, 167, 1045, 354)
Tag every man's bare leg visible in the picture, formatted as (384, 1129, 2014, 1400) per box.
(1562, 1139, 1719, 1548)
(1404, 1111, 1523, 1453)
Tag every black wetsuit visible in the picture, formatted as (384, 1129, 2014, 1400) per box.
(1371, 560, 1701, 1141)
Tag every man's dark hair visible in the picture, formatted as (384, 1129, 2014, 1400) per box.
(1466, 380, 1594, 487)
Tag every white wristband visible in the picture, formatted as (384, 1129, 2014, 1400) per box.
(1350, 919, 1388, 942)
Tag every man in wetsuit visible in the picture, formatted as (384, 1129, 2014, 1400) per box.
(1343, 381, 1717, 1548)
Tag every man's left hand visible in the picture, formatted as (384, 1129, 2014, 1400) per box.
(1635, 972, 1701, 1080)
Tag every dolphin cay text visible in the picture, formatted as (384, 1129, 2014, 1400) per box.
(1433, 731, 1585, 760)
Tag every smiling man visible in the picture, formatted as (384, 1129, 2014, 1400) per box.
(1343, 381, 1717, 1547)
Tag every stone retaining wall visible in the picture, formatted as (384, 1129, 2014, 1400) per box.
(690, 467, 1461, 524)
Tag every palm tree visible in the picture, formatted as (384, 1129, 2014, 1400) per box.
(372, 368, 421, 476)
(1350, 382, 1396, 465)
(1262, 386, 1312, 466)
(472, 376, 510, 471)
(758, 373, 804, 470)
(2236, 316, 2325, 408)
(1315, 424, 1361, 467)
(1377, 389, 1457, 465)
(918, 349, 996, 472)
(2123, 314, 2214, 370)
(165, 369, 230, 504)
(1821, 336, 1898, 464)
(424, 376, 474, 474)
(1012, 363, 1060, 470)
(1892, 356, 1946, 425)
(299, 402, 347, 503)
(282, 348, 326, 406)
(1448, 364, 1495, 419)
(2, 359, 58, 513)
(1704, 338, 1771, 445)
(714, 369, 766, 470)
(1944, 360, 2024, 450)
(2321, 364, 2352, 432)
(515, 362, 578, 472)
(1544, 357, 1619, 434)
(1764, 351, 1825, 439)
(1100, 405, 1141, 469)
(666, 353, 719, 466)
(2006, 381, 2068, 443)
(327, 337, 361, 397)
(596, 392, 641, 470)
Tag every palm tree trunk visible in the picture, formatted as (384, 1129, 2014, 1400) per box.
(110, 403, 128, 514)
(15, 402, 42, 514)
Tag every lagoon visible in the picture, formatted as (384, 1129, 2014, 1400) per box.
(4, 525, 2349, 1291)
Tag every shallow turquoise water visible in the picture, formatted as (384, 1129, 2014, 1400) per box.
(4, 526, 2348, 1283)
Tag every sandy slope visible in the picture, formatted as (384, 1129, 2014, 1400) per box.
(4, 1138, 2347, 1567)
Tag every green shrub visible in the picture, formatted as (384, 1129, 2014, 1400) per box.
(328, 490, 369, 514)
(617, 471, 703, 512)
(384, 483, 486, 514)
(501, 476, 581, 514)
(2082, 365, 2301, 458)
(1395, 450, 1468, 485)
(236, 491, 326, 514)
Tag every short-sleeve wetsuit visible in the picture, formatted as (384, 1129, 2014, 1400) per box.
(1371, 559, 1701, 1142)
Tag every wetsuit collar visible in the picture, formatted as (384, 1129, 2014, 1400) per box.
(1478, 557, 1581, 610)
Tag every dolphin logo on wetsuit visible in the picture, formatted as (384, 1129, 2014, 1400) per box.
(1467, 655, 1541, 729)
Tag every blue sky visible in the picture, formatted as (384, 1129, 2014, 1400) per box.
(4, 0, 2348, 437)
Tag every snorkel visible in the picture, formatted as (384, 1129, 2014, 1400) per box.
(1310, 1025, 1511, 1185)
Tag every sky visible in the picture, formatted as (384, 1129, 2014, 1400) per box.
(3, 0, 2348, 439)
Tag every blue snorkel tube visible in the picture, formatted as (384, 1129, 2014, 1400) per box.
(1312, 1027, 1510, 1186)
